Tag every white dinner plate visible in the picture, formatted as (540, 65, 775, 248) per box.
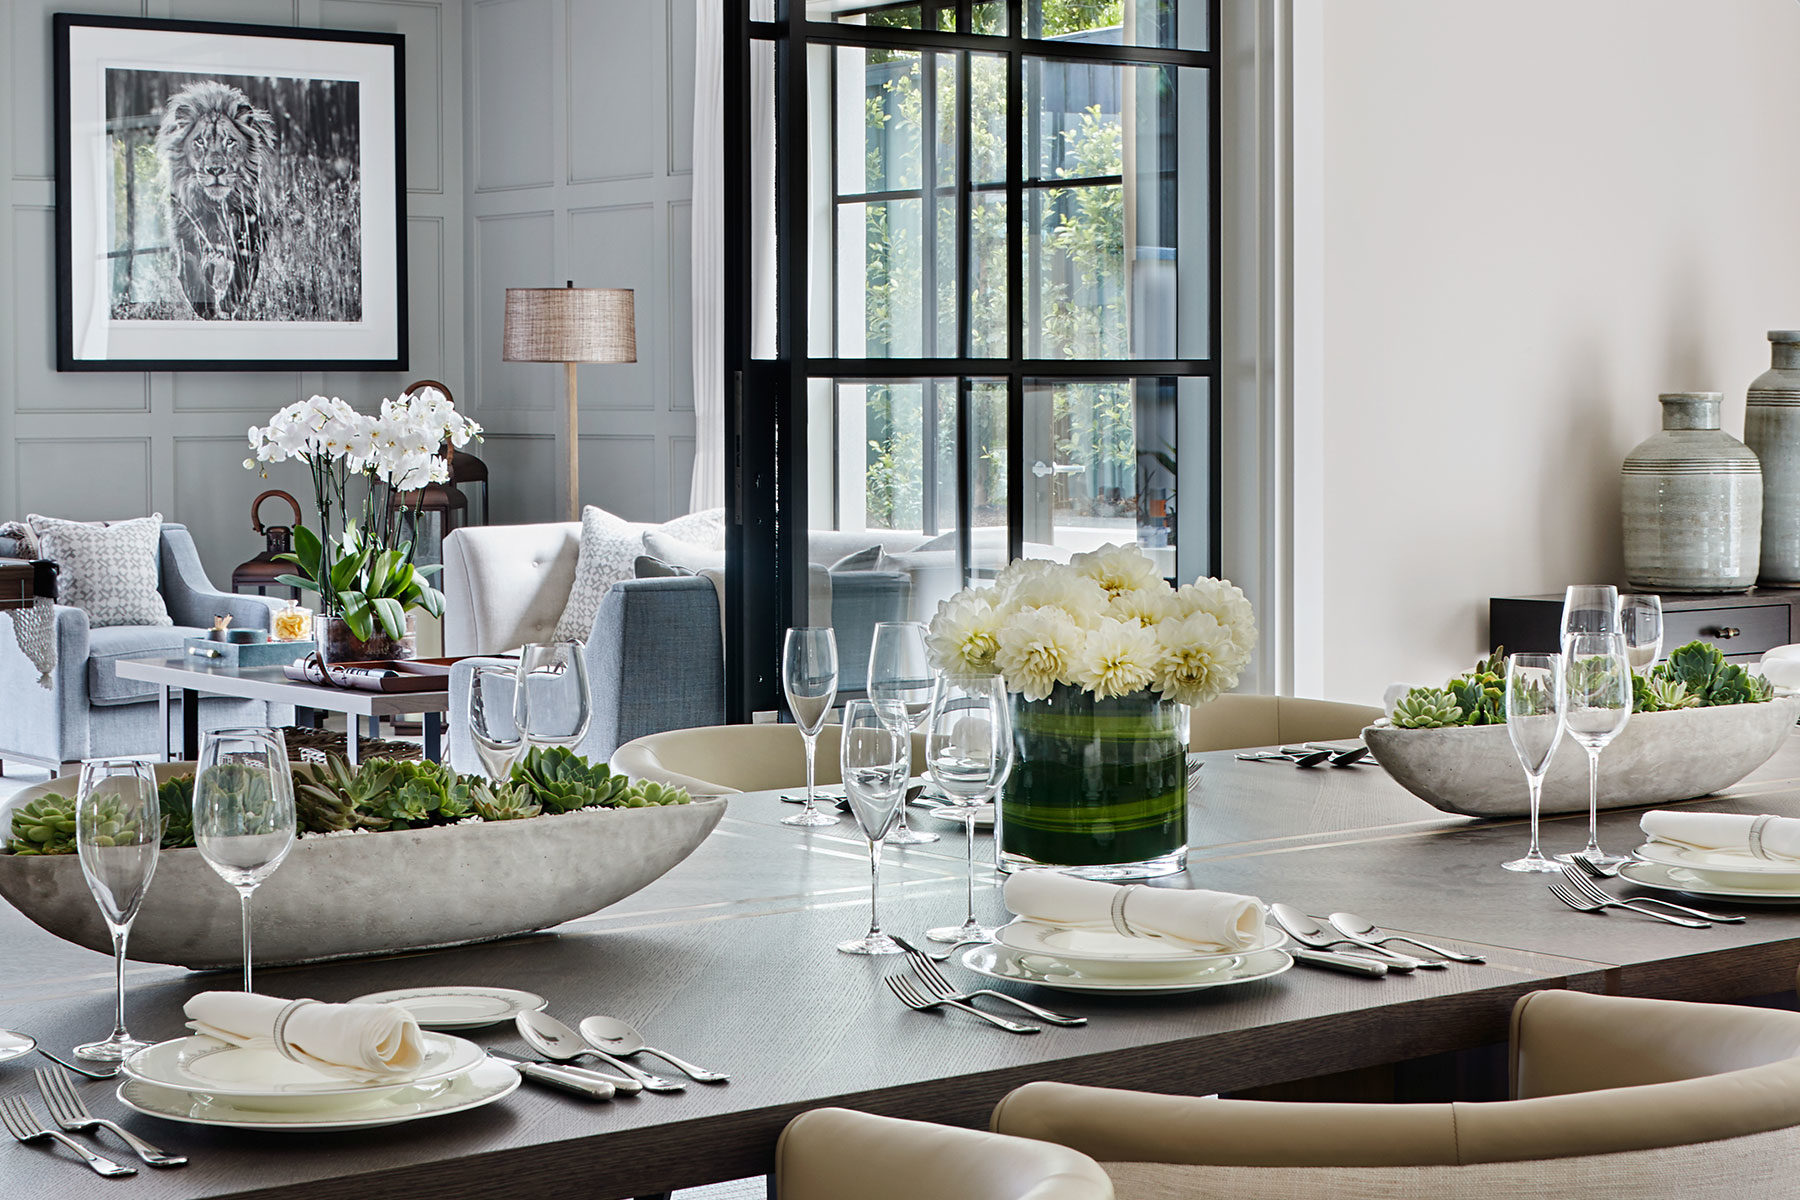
(122, 1031, 484, 1106)
(116, 1059, 520, 1132)
(1618, 860, 1800, 905)
(0, 1029, 36, 1065)
(1631, 842, 1800, 888)
(347, 986, 549, 1030)
(959, 944, 1293, 995)
(992, 920, 1285, 980)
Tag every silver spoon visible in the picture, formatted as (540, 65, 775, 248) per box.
(1268, 903, 1426, 971)
(1326, 911, 1486, 963)
(36, 1047, 115, 1080)
(514, 1012, 671, 1093)
(578, 1016, 728, 1084)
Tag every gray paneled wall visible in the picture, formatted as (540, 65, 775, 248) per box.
(465, 0, 699, 526)
(0, 0, 466, 584)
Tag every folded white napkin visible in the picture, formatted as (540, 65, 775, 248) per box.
(184, 992, 428, 1082)
(1759, 646, 1800, 692)
(1640, 810, 1800, 863)
(1003, 870, 1265, 951)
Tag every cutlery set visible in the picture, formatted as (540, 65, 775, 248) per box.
(1237, 744, 1373, 768)
(1550, 863, 1739, 927)
(508, 1010, 728, 1100)
(883, 936, 1086, 1033)
(1268, 904, 1485, 974)
(0, 1067, 185, 1177)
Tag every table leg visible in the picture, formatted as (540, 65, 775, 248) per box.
(158, 686, 171, 762)
(368, 714, 382, 742)
(347, 721, 359, 769)
(424, 712, 442, 763)
(182, 688, 200, 761)
(295, 705, 316, 730)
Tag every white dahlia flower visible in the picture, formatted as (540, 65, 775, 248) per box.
(994, 605, 1085, 700)
(1071, 543, 1163, 599)
(1074, 618, 1160, 699)
(1154, 610, 1250, 707)
(926, 591, 1003, 676)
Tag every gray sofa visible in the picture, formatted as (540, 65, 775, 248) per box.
(0, 523, 291, 773)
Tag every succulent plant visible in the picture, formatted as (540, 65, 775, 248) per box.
(510, 746, 631, 814)
(158, 774, 196, 848)
(294, 755, 394, 834)
(8, 795, 77, 855)
(469, 780, 540, 822)
(1633, 673, 1699, 713)
(1392, 687, 1464, 729)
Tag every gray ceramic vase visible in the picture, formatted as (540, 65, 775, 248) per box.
(1621, 392, 1762, 593)
(1745, 331, 1800, 584)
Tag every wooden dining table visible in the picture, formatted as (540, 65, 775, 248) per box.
(5, 736, 1800, 1199)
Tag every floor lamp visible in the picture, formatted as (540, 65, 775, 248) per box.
(502, 283, 637, 521)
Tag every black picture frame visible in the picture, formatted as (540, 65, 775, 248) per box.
(54, 13, 408, 372)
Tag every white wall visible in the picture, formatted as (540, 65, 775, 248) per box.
(1316, 0, 1800, 703)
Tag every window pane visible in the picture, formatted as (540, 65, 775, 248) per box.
(968, 379, 1011, 583)
(1026, 60, 1209, 359)
(968, 192, 1008, 357)
(972, 2, 1008, 35)
(1028, 0, 1208, 52)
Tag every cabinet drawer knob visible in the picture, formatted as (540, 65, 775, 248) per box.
(1714, 626, 1742, 640)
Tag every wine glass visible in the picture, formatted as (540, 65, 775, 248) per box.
(1557, 633, 1633, 869)
(1561, 584, 1621, 643)
(72, 758, 160, 1061)
(866, 621, 939, 846)
(782, 628, 839, 827)
(837, 699, 910, 955)
(467, 664, 523, 782)
(194, 728, 296, 993)
(1502, 654, 1566, 874)
(924, 672, 1013, 944)
(514, 642, 592, 752)
(1621, 594, 1664, 673)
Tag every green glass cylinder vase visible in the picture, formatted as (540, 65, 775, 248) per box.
(999, 684, 1188, 880)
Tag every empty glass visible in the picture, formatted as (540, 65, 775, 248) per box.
(1502, 654, 1566, 874)
(866, 621, 939, 846)
(514, 642, 592, 752)
(782, 628, 840, 827)
(924, 673, 1013, 944)
(195, 728, 296, 993)
(1558, 633, 1633, 869)
(838, 699, 910, 956)
(1621, 594, 1664, 673)
(467, 665, 523, 782)
(72, 758, 160, 1061)
(1561, 584, 1621, 643)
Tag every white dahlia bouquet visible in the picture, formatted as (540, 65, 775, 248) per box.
(926, 545, 1257, 707)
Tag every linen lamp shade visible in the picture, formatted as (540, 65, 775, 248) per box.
(501, 284, 636, 520)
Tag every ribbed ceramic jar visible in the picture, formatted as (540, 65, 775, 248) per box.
(1621, 392, 1762, 593)
(1745, 331, 1800, 583)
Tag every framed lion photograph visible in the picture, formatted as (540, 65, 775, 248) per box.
(53, 14, 407, 371)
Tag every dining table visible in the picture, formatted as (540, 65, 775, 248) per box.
(6, 735, 1800, 1199)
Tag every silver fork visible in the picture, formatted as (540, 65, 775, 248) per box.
(891, 937, 1086, 1026)
(0, 1094, 135, 1177)
(884, 975, 1041, 1033)
(36, 1049, 117, 1080)
(34, 1068, 186, 1167)
(1548, 883, 1710, 927)
(1559, 865, 1743, 925)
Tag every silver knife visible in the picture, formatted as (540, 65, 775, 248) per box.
(1290, 948, 1389, 977)
(486, 1051, 616, 1099)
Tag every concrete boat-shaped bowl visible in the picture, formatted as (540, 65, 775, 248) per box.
(0, 764, 726, 969)
(1363, 695, 1800, 818)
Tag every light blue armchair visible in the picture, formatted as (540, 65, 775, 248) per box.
(0, 523, 291, 773)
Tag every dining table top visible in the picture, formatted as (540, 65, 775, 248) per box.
(7, 735, 1800, 1199)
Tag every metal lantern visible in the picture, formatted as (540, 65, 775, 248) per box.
(231, 490, 303, 600)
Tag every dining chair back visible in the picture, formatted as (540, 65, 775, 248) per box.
(777, 1107, 1113, 1200)
(609, 724, 926, 796)
(1189, 695, 1384, 752)
(990, 987, 1800, 1198)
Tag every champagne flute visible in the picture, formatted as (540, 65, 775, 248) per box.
(837, 699, 910, 955)
(782, 628, 839, 827)
(467, 664, 523, 782)
(72, 758, 160, 1061)
(1561, 584, 1621, 643)
(195, 728, 296, 993)
(514, 642, 592, 751)
(1557, 633, 1633, 869)
(924, 673, 1013, 944)
(866, 621, 939, 845)
(1502, 654, 1566, 874)
(1621, 594, 1664, 673)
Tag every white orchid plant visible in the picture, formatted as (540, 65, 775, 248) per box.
(245, 389, 481, 642)
(925, 546, 1257, 708)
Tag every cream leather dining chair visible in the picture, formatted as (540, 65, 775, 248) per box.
(1189, 695, 1384, 753)
(990, 987, 1800, 1199)
(609, 725, 926, 796)
(777, 1107, 1113, 1200)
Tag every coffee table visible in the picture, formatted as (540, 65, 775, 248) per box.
(114, 656, 448, 765)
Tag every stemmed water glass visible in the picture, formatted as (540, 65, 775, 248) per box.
(866, 621, 939, 846)
(837, 699, 910, 956)
(1621, 594, 1664, 673)
(782, 628, 839, 827)
(72, 758, 160, 1061)
(924, 673, 1013, 944)
(1561, 584, 1620, 642)
(514, 642, 592, 752)
(467, 664, 523, 782)
(1557, 633, 1633, 869)
(194, 728, 296, 993)
(1501, 654, 1566, 874)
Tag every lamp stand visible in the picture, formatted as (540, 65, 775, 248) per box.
(563, 360, 580, 521)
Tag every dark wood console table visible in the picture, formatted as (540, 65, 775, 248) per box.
(1491, 588, 1800, 662)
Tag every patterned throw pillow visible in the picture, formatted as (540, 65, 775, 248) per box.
(552, 505, 648, 643)
(27, 513, 172, 628)
(655, 507, 726, 550)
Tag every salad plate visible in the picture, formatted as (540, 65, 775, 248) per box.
(1618, 860, 1800, 905)
(960, 944, 1293, 995)
(122, 1031, 484, 1109)
(348, 986, 549, 1030)
(1631, 842, 1800, 888)
(117, 1060, 519, 1131)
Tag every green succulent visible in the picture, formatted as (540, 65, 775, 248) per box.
(510, 746, 631, 813)
(1392, 687, 1464, 729)
(470, 780, 541, 822)
(158, 774, 196, 848)
(8, 795, 77, 855)
(1637, 641, 1773, 711)
(1446, 670, 1506, 726)
(293, 755, 393, 834)
(1633, 673, 1700, 713)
